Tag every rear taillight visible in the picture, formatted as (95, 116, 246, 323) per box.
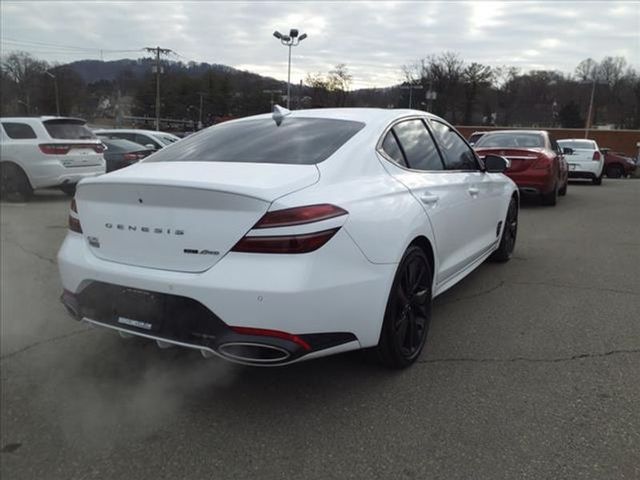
(230, 326, 311, 351)
(231, 204, 347, 254)
(532, 155, 552, 170)
(39, 143, 104, 154)
(253, 204, 347, 229)
(40, 144, 71, 155)
(123, 153, 139, 162)
(68, 198, 82, 233)
(231, 228, 339, 254)
(593, 151, 601, 161)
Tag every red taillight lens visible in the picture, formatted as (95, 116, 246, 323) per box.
(532, 155, 552, 170)
(68, 199, 82, 233)
(39, 144, 71, 155)
(254, 204, 347, 229)
(68, 216, 82, 233)
(231, 228, 339, 254)
(94, 143, 105, 153)
(230, 326, 311, 351)
(123, 153, 138, 161)
(593, 151, 601, 161)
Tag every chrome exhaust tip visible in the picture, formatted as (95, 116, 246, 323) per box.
(119, 330, 134, 339)
(218, 342, 291, 364)
(156, 340, 174, 349)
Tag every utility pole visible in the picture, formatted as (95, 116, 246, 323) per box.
(45, 71, 60, 116)
(400, 84, 423, 109)
(144, 46, 173, 130)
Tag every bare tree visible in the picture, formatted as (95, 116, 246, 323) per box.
(462, 62, 493, 124)
(574, 58, 598, 81)
(1, 51, 48, 114)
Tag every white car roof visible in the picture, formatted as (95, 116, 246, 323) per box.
(1, 116, 86, 123)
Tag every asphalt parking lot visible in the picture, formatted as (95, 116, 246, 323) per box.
(1, 179, 639, 479)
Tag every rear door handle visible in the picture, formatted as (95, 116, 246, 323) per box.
(468, 187, 480, 197)
(420, 194, 439, 205)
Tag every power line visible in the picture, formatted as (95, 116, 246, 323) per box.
(1, 36, 142, 53)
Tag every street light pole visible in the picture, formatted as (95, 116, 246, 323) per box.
(273, 29, 307, 109)
(584, 79, 597, 139)
(45, 71, 60, 116)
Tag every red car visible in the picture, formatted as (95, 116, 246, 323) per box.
(601, 148, 637, 178)
(474, 130, 569, 206)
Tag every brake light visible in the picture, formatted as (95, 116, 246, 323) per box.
(231, 228, 339, 254)
(40, 143, 104, 154)
(230, 326, 311, 351)
(532, 155, 552, 170)
(593, 151, 601, 161)
(40, 144, 71, 155)
(123, 153, 141, 162)
(253, 204, 347, 229)
(68, 198, 82, 233)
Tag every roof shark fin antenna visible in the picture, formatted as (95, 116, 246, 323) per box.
(272, 104, 291, 126)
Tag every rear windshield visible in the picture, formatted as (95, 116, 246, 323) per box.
(44, 119, 96, 140)
(558, 140, 596, 150)
(475, 132, 545, 148)
(102, 139, 146, 153)
(145, 118, 365, 165)
(158, 134, 179, 144)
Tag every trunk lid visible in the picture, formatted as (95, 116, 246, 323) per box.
(564, 148, 596, 164)
(76, 162, 319, 272)
(475, 147, 544, 173)
(59, 140, 105, 168)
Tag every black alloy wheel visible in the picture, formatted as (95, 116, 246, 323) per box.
(491, 197, 518, 262)
(0, 163, 32, 202)
(376, 246, 432, 368)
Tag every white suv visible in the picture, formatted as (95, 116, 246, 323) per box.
(1, 117, 106, 201)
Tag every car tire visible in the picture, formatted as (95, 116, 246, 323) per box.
(592, 175, 602, 185)
(541, 182, 557, 206)
(375, 245, 432, 369)
(0, 163, 33, 202)
(60, 184, 77, 197)
(558, 180, 567, 196)
(490, 196, 518, 262)
(606, 164, 624, 178)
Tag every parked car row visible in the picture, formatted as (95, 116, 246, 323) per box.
(470, 130, 637, 205)
(0, 116, 180, 201)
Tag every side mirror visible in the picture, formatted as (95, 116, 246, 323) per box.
(484, 154, 510, 173)
(600, 147, 610, 154)
(145, 143, 157, 150)
(562, 147, 574, 155)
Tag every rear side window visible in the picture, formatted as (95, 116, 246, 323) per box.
(2, 122, 37, 139)
(381, 131, 406, 166)
(430, 120, 478, 170)
(43, 120, 95, 140)
(146, 118, 365, 165)
(391, 119, 443, 171)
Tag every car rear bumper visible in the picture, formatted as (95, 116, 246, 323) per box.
(31, 164, 106, 189)
(505, 170, 555, 195)
(57, 229, 396, 365)
(567, 160, 603, 178)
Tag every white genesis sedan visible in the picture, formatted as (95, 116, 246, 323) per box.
(58, 107, 518, 368)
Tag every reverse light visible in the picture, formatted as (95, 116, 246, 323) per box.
(230, 326, 311, 351)
(231, 228, 339, 254)
(68, 198, 82, 233)
(253, 204, 347, 229)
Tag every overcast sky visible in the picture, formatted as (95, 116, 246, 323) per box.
(1, 1, 638, 88)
